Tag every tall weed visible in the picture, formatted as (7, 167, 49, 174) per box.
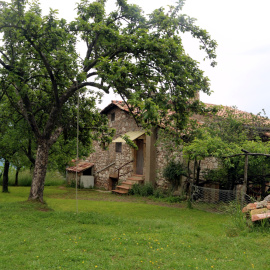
(225, 201, 249, 237)
(129, 183, 184, 203)
(0, 169, 65, 187)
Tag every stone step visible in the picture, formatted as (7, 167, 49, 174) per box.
(128, 174, 144, 180)
(112, 174, 144, 195)
(121, 180, 136, 187)
(112, 189, 129, 194)
(120, 182, 133, 188)
(127, 177, 144, 182)
(116, 185, 130, 190)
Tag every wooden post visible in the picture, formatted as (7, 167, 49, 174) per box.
(193, 157, 197, 184)
(242, 154, 248, 205)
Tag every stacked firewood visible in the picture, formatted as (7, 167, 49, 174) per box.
(242, 195, 270, 222)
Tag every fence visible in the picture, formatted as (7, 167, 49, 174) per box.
(190, 184, 255, 213)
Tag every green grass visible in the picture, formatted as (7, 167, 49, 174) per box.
(0, 186, 269, 270)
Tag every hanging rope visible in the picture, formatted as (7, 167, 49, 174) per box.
(75, 88, 80, 214)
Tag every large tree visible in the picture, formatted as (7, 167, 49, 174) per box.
(0, 0, 217, 202)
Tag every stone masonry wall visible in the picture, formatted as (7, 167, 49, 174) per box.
(155, 130, 220, 189)
(67, 172, 82, 186)
(86, 105, 221, 190)
(87, 107, 143, 189)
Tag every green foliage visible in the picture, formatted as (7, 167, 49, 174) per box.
(129, 183, 154, 197)
(182, 106, 270, 191)
(225, 202, 249, 237)
(183, 131, 239, 161)
(205, 107, 250, 144)
(203, 168, 228, 185)
(153, 188, 167, 199)
(163, 160, 187, 189)
(129, 183, 184, 203)
(121, 134, 138, 150)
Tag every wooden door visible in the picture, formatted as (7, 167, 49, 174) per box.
(136, 139, 144, 175)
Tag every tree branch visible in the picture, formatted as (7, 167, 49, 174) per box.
(86, 72, 98, 78)
(0, 49, 10, 62)
(23, 33, 60, 106)
(13, 83, 41, 138)
(48, 126, 63, 148)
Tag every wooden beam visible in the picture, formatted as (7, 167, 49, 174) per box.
(242, 154, 249, 205)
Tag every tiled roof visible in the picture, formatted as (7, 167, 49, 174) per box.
(204, 103, 270, 125)
(101, 100, 129, 114)
(101, 100, 270, 127)
(112, 100, 129, 112)
(66, 162, 94, 173)
(104, 100, 250, 117)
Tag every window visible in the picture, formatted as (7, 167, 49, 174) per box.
(83, 167, 93, 176)
(101, 142, 106, 150)
(111, 112, 115, 122)
(115, 142, 122, 153)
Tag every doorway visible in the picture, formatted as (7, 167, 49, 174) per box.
(135, 139, 144, 175)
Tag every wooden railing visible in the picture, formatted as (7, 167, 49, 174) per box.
(119, 169, 133, 178)
(115, 160, 133, 179)
(95, 162, 115, 174)
(95, 160, 133, 179)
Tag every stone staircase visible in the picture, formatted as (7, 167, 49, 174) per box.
(112, 175, 144, 194)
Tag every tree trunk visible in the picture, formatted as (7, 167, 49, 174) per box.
(196, 160, 201, 185)
(15, 167, 20, 186)
(2, 159, 10, 193)
(28, 139, 50, 203)
(193, 157, 197, 184)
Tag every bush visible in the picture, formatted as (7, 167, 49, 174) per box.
(129, 183, 154, 197)
(203, 168, 227, 185)
(129, 183, 184, 203)
(163, 160, 187, 190)
(153, 188, 166, 199)
(165, 196, 183, 203)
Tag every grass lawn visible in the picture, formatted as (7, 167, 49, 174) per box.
(0, 186, 269, 270)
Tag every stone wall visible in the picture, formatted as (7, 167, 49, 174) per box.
(155, 129, 220, 189)
(87, 106, 143, 189)
(85, 105, 221, 190)
(67, 172, 82, 186)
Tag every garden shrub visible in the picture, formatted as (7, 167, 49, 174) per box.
(129, 183, 154, 196)
(153, 188, 166, 199)
(129, 183, 184, 203)
(163, 160, 187, 190)
(203, 168, 228, 186)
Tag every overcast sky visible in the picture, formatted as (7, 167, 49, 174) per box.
(37, 0, 270, 116)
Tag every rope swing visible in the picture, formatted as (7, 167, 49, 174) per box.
(75, 89, 80, 214)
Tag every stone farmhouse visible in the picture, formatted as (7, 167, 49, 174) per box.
(67, 100, 220, 193)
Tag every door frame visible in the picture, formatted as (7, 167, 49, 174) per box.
(133, 136, 146, 175)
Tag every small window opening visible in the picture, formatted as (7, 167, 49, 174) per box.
(83, 167, 93, 176)
(101, 142, 106, 150)
(111, 112, 115, 122)
(115, 142, 122, 153)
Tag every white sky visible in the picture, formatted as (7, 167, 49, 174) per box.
(31, 0, 270, 116)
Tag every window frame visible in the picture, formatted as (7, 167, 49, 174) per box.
(115, 142, 122, 153)
(111, 112, 115, 122)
